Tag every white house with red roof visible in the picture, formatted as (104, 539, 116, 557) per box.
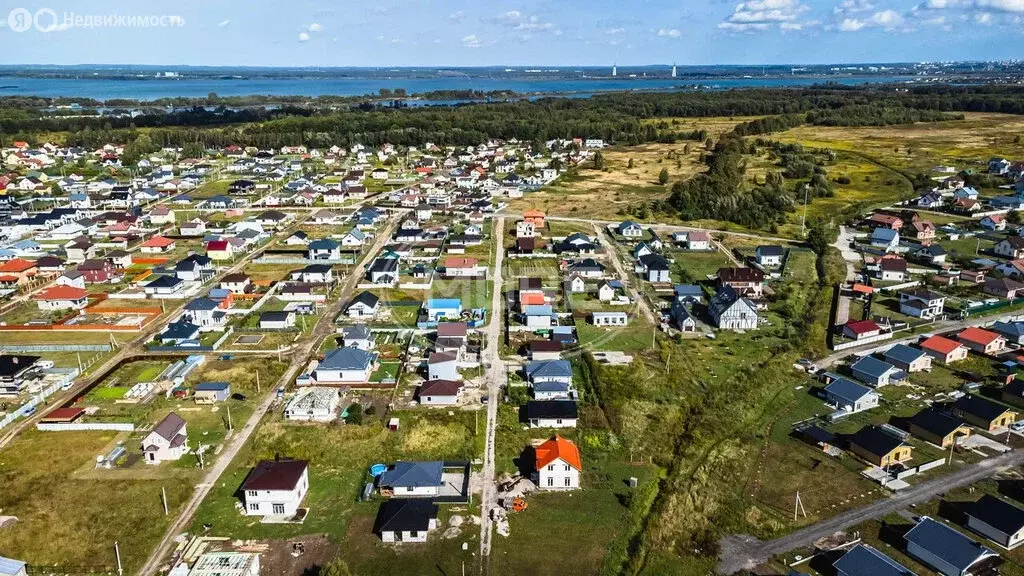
(919, 335, 969, 364)
(533, 435, 582, 490)
(206, 240, 233, 261)
(140, 235, 176, 254)
(841, 319, 882, 341)
(958, 327, 1007, 356)
(34, 285, 89, 311)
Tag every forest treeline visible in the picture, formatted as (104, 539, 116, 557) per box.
(3, 84, 1024, 149)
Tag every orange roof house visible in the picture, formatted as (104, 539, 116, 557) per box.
(534, 435, 582, 471)
(919, 335, 969, 364)
(958, 327, 1007, 355)
(523, 210, 546, 227)
(141, 235, 176, 250)
(0, 258, 38, 284)
(34, 285, 89, 310)
(534, 435, 582, 490)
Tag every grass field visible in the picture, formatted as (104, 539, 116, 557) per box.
(190, 409, 484, 572)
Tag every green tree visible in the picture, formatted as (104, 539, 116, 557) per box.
(658, 168, 669, 185)
(593, 151, 605, 170)
(627, 158, 634, 169)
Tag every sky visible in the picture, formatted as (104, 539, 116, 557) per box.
(1, 0, 1022, 66)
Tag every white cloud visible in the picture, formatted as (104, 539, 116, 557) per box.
(376, 34, 385, 41)
(492, 10, 561, 34)
(448, 10, 464, 20)
(836, 8, 906, 30)
(461, 34, 483, 48)
(606, 27, 626, 35)
(657, 28, 682, 37)
(217, 19, 231, 27)
(719, 0, 810, 32)
(298, 31, 310, 41)
(834, 0, 875, 13)
(307, 22, 323, 32)
(975, 10, 995, 22)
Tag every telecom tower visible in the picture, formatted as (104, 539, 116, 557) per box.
(612, 63, 617, 77)
(672, 63, 677, 78)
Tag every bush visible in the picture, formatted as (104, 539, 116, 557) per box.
(836, 175, 851, 185)
(345, 403, 363, 425)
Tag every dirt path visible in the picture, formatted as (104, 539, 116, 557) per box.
(592, 223, 657, 325)
(478, 216, 505, 573)
(136, 213, 402, 576)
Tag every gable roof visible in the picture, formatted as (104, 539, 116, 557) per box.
(850, 425, 908, 457)
(904, 517, 997, 573)
(968, 494, 1024, 536)
(350, 291, 380, 308)
(954, 394, 1015, 422)
(525, 400, 578, 420)
(920, 335, 966, 355)
(884, 344, 927, 365)
(958, 327, 1003, 346)
(825, 378, 875, 403)
(418, 379, 463, 398)
(851, 356, 900, 379)
(910, 408, 967, 439)
(833, 544, 916, 576)
(534, 434, 582, 471)
(845, 319, 881, 335)
(151, 412, 186, 442)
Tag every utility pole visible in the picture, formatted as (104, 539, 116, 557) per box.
(227, 405, 233, 431)
(115, 541, 123, 576)
(794, 491, 807, 521)
(198, 443, 205, 469)
(161, 486, 168, 515)
(256, 371, 261, 393)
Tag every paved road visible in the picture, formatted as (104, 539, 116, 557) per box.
(593, 223, 657, 325)
(716, 448, 1024, 574)
(478, 216, 505, 574)
(136, 214, 401, 576)
(515, 213, 803, 244)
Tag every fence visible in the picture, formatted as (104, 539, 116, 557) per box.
(0, 369, 79, 432)
(37, 422, 135, 432)
(831, 331, 895, 351)
(894, 458, 944, 480)
(0, 344, 112, 352)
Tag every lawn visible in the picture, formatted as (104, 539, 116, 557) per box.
(574, 316, 657, 353)
(0, 429, 196, 574)
(190, 405, 485, 557)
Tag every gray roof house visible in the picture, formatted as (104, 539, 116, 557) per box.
(824, 378, 879, 415)
(833, 543, 916, 576)
(883, 344, 932, 373)
(851, 356, 907, 387)
(904, 516, 999, 576)
(378, 461, 444, 496)
(524, 360, 573, 384)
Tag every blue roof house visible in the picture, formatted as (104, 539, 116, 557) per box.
(523, 304, 554, 329)
(904, 517, 999, 576)
(312, 347, 378, 383)
(425, 299, 462, 322)
(378, 461, 444, 497)
(851, 356, 907, 388)
(884, 344, 933, 373)
(833, 544, 916, 576)
(825, 378, 879, 414)
(871, 227, 900, 252)
(525, 360, 573, 384)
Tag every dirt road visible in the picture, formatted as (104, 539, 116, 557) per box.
(478, 216, 505, 573)
(592, 223, 657, 325)
(136, 215, 401, 576)
(716, 448, 1024, 574)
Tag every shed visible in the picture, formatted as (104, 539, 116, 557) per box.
(194, 381, 231, 404)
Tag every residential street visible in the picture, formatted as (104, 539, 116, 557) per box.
(716, 448, 1024, 574)
(593, 223, 657, 325)
(136, 214, 401, 576)
(478, 216, 505, 572)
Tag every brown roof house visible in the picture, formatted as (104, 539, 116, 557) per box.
(142, 412, 188, 465)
